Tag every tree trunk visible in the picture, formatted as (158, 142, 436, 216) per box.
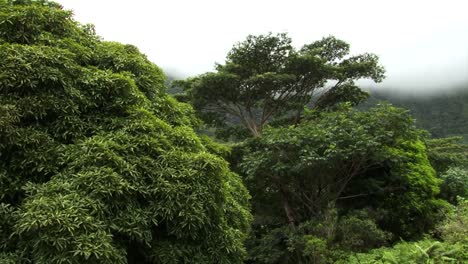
(278, 184, 297, 226)
(245, 118, 261, 137)
(271, 176, 297, 225)
(282, 197, 296, 226)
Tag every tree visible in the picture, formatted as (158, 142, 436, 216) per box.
(177, 33, 385, 138)
(237, 104, 447, 263)
(239, 104, 445, 239)
(0, 1, 251, 263)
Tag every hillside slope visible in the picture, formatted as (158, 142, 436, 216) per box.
(365, 86, 468, 140)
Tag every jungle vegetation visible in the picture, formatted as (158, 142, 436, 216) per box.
(1, 0, 467, 263)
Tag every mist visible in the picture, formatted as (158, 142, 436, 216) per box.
(57, 0, 468, 94)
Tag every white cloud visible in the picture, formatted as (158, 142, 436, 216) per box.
(57, 0, 468, 90)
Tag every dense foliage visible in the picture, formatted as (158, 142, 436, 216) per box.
(346, 198, 468, 263)
(1, 1, 467, 263)
(426, 136, 468, 174)
(0, 1, 251, 263)
(172, 27, 467, 263)
(235, 104, 447, 263)
(243, 105, 415, 216)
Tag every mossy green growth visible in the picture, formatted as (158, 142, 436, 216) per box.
(0, 1, 251, 263)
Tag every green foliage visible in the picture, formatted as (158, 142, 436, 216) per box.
(438, 198, 468, 245)
(424, 137, 468, 204)
(238, 104, 447, 263)
(378, 139, 447, 238)
(426, 136, 468, 175)
(198, 134, 231, 159)
(336, 209, 392, 252)
(365, 87, 468, 142)
(0, 203, 17, 253)
(240, 104, 444, 238)
(0, 1, 251, 263)
(341, 200, 468, 263)
(0, 252, 19, 264)
(439, 167, 468, 204)
(91, 41, 166, 100)
(345, 239, 466, 263)
(302, 236, 329, 264)
(0, 0, 84, 45)
(246, 217, 336, 264)
(246, 207, 390, 264)
(178, 33, 385, 138)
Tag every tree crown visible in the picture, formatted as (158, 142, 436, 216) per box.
(178, 33, 385, 138)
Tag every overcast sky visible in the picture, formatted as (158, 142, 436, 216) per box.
(57, 0, 468, 92)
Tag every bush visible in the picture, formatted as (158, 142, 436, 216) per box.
(336, 209, 392, 251)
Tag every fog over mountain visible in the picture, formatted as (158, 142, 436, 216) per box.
(58, 0, 468, 93)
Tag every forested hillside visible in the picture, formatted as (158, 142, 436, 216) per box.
(366, 87, 468, 141)
(1, 1, 467, 263)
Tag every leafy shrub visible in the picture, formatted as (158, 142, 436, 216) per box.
(336, 209, 392, 251)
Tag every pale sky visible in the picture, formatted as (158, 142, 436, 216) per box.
(57, 0, 468, 92)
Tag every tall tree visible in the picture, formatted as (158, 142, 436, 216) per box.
(240, 104, 443, 231)
(178, 33, 385, 137)
(0, 1, 251, 263)
(237, 104, 447, 263)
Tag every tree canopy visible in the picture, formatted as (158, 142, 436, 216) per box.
(0, 1, 251, 263)
(239, 104, 444, 235)
(177, 33, 385, 137)
(235, 104, 447, 263)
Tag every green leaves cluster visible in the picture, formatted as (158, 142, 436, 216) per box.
(0, 1, 251, 263)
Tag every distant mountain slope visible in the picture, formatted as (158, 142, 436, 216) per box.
(166, 74, 467, 141)
(365, 86, 468, 141)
